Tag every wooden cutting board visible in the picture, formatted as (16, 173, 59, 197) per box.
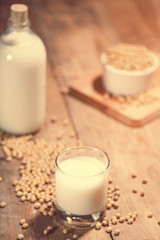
(69, 72, 160, 127)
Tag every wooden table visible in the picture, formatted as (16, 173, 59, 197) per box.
(1, 0, 160, 239)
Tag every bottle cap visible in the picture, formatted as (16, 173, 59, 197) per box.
(10, 4, 28, 25)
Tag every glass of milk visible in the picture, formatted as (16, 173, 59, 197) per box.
(55, 146, 110, 228)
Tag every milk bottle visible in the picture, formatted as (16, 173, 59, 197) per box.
(0, 4, 46, 135)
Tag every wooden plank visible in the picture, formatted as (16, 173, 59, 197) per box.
(69, 71, 160, 127)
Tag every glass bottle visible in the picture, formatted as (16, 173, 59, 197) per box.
(0, 4, 46, 135)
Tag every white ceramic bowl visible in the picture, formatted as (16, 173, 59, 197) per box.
(101, 51, 159, 96)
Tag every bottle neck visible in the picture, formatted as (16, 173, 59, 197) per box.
(7, 18, 30, 31)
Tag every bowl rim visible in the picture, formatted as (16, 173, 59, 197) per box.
(101, 51, 159, 76)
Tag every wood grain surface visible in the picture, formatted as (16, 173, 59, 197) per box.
(1, 0, 160, 240)
(69, 71, 160, 127)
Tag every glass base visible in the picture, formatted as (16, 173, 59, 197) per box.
(55, 205, 106, 229)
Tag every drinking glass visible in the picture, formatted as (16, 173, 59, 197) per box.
(55, 146, 110, 228)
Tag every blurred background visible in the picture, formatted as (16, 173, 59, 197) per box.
(1, 0, 160, 76)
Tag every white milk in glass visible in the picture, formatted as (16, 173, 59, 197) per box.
(55, 156, 108, 216)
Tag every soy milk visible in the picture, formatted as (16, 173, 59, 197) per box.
(0, 4, 46, 134)
(55, 156, 108, 215)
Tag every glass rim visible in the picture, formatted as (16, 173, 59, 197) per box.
(55, 146, 110, 178)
